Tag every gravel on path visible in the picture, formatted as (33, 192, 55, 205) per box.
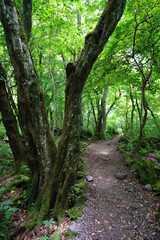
(69, 136, 160, 240)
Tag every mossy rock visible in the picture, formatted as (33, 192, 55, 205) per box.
(67, 205, 83, 220)
(64, 228, 78, 239)
(131, 158, 158, 185)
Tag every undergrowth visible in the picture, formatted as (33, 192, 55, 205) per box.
(119, 135, 160, 224)
(0, 200, 18, 240)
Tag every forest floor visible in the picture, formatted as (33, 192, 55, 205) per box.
(69, 135, 160, 240)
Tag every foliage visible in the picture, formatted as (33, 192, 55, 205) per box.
(64, 228, 78, 239)
(67, 205, 83, 220)
(106, 125, 119, 140)
(43, 218, 56, 228)
(0, 0, 160, 234)
(0, 200, 18, 240)
(0, 141, 14, 175)
(131, 158, 158, 185)
(68, 179, 87, 208)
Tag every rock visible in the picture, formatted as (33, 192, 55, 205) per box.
(145, 184, 152, 192)
(86, 175, 93, 182)
(114, 172, 128, 180)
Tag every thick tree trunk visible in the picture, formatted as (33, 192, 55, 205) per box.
(0, 1, 56, 201)
(0, 63, 28, 172)
(34, 0, 126, 223)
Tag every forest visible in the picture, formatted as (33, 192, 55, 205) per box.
(0, 0, 160, 239)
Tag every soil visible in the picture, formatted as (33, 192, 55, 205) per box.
(69, 136, 160, 240)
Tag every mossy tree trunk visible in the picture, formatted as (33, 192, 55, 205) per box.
(0, 0, 126, 226)
(0, 0, 56, 202)
(32, 0, 126, 224)
(0, 63, 28, 172)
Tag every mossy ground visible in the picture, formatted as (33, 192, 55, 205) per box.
(131, 158, 158, 185)
(64, 228, 78, 239)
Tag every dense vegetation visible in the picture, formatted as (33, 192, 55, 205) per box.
(0, 0, 160, 238)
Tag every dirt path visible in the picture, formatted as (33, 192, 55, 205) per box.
(69, 136, 160, 240)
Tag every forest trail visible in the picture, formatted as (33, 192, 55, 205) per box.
(69, 136, 160, 240)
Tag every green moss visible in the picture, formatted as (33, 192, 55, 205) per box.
(50, 230, 61, 240)
(131, 158, 158, 185)
(125, 157, 135, 167)
(153, 181, 160, 194)
(78, 157, 87, 172)
(77, 156, 87, 179)
(68, 179, 87, 207)
(77, 170, 85, 179)
(67, 205, 83, 220)
(64, 228, 78, 239)
(19, 165, 30, 176)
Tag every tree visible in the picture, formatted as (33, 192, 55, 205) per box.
(0, 0, 126, 227)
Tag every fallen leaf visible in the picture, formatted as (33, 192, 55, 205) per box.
(95, 219, 100, 225)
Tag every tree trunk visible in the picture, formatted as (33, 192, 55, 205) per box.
(23, 0, 32, 41)
(0, 0, 126, 226)
(0, 63, 28, 172)
(94, 85, 108, 139)
(0, 1, 57, 201)
(100, 85, 108, 138)
(34, 0, 126, 223)
(135, 78, 148, 151)
(129, 84, 135, 138)
(106, 90, 121, 131)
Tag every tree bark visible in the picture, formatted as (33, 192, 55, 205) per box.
(0, 63, 28, 172)
(135, 78, 148, 151)
(94, 86, 108, 139)
(100, 85, 108, 138)
(0, 0, 56, 201)
(129, 84, 135, 138)
(23, 0, 32, 41)
(35, 0, 126, 223)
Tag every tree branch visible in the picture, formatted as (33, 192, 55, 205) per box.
(23, 0, 32, 41)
